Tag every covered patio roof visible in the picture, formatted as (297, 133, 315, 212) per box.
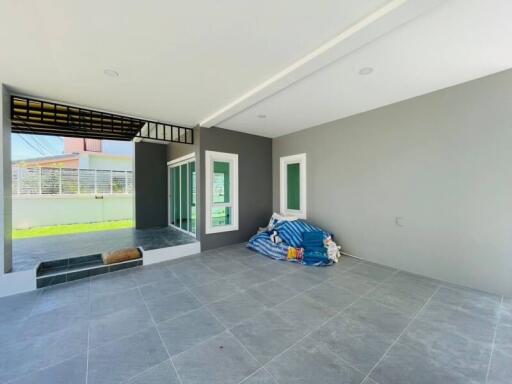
(11, 95, 194, 144)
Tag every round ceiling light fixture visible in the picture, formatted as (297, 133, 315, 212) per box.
(103, 69, 119, 78)
(358, 67, 374, 76)
(257, 114, 267, 119)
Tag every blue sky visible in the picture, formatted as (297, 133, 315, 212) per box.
(11, 134, 134, 161)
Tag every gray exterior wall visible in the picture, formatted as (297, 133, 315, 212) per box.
(200, 127, 272, 250)
(134, 142, 168, 229)
(273, 69, 512, 296)
(1, 85, 12, 273)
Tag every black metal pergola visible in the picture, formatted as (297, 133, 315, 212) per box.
(10, 96, 193, 144)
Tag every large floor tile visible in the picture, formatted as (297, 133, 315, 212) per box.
(90, 287, 144, 317)
(10, 354, 87, 384)
(87, 327, 168, 384)
(310, 313, 403, 374)
(431, 286, 501, 321)
(370, 340, 481, 384)
(89, 304, 154, 347)
(206, 259, 251, 276)
(0, 290, 39, 324)
(0, 324, 88, 383)
(130, 264, 177, 286)
(254, 261, 297, 278)
(417, 301, 496, 343)
(487, 348, 512, 384)
(240, 368, 277, 384)
(367, 282, 435, 316)
(173, 331, 261, 384)
(245, 280, 292, 308)
(190, 278, 243, 304)
(145, 290, 201, 323)
(327, 271, 380, 295)
(400, 318, 491, 382)
(226, 269, 275, 288)
(208, 292, 266, 327)
(90, 270, 138, 296)
(344, 298, 412, 336)
(349, 262, 396, 282)
(158, 308, 225, 356)
(231, 311, 303, 364)
(274, 293, 337, 333)
(494, 322, 512, 355)
(31, 279, 90, 315)
(236, 253, 274, 268)
(20, 302, 89, 339)
(499, 297, 512, 325)
(304, 282, 360, 312)
(266, 337, 363, 384)
(171, 261, 222, 287)
(276, 270, 323, 292)
(125, 360, 180, 384)
(138, 276, 186, 301)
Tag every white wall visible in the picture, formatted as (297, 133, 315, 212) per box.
(273, 69, 512, 296)
(85, 154, 133, 171)
(13, 195, 133, 228)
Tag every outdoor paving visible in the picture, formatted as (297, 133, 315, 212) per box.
(12, 226, 197, 271)
(0, 243, 510, 384)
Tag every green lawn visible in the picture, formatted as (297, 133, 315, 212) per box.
(13, 220, 135, 239)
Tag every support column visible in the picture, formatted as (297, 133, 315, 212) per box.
(0, 85, 12, 274)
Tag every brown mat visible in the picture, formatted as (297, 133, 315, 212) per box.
(102, 247, 141, 265)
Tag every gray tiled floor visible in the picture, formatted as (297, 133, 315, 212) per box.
(1, 243, 510, 384)
(13, 226, 197, 271)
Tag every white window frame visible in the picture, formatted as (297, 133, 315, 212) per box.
(280, 153, 307, 219)
(205, 150, 239, 234)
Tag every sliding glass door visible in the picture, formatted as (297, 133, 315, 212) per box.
(169, 157, 196, 236)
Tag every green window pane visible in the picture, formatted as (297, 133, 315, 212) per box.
(180, 163, 188, 231)
(212, 206, 231, 227)
(172, 167, 180, 226)
(213, 161, 230, 203)
(189, 161, 196, 235)
(287, 163, 300, 210)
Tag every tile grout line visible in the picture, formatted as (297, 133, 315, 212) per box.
(360, 284, 442, 383)
(255, 269, 402, 377)
(135, 284, 185, 384)
(180, 282, 282, 384)
(3, 352, 85, 384)
(485, 295, 504, 384)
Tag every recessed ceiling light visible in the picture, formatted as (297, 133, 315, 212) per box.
(358, 67, 373, 76)
(257, 114, 267, 119)
(103, 69, 119, 77)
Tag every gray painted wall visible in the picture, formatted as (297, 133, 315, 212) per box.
(200, 127, 272, 250)
(134, 142, 168, 229)
(273, 69, 512, 296)
(0, 86, 12, 273)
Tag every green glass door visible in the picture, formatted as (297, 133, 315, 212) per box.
(169, 159, 196, 235)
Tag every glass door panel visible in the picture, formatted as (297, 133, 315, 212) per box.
(180, 163, 188, 231)
(171, 167, 180, 227)
(169, 158, 196, 236)
(189, 161, 196, 234)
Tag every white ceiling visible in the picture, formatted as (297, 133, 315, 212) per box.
(221, 0, 512, 137)
(1, 0, 511, 137)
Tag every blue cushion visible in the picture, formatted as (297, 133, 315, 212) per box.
(275, 220, 329, 248)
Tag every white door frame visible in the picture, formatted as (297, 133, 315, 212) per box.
(167, 153, 196, 237)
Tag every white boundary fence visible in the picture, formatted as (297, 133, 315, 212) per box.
(12, 167, 133, 195)
(12, 166, 134, 229)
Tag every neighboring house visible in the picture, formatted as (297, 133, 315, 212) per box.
(12, 137, 133, 171)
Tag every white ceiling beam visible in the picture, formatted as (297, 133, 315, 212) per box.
(199, 0, 444, 128)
